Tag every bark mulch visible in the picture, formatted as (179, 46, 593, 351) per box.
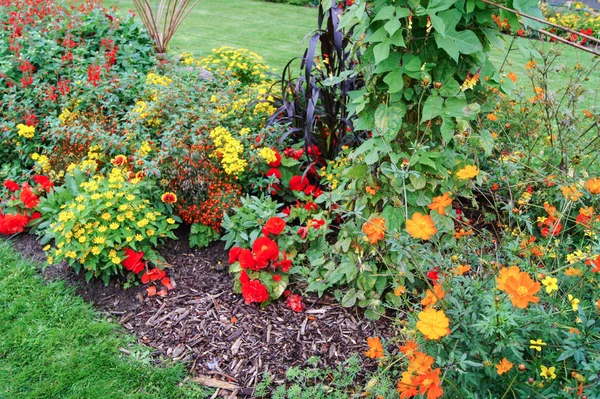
(9, 233, 394, 398)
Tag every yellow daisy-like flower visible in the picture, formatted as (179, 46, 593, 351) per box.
(541, 276, 558, 294)
(109, 222, 119, 230)
(568, 294, 580, 311)
(166, 218, 175, 224)
(416, 308, 450, 340)
(456, 165, 480, 180)
(529, 339, 546, 351)
(540, 365, 556, 380)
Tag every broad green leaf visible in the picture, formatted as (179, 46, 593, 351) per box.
(434, 10, 482, 63)
(513, 0, 545, 30)
(421, 95, 444, 121)
(373, 41, 391, 64)
(374, 103, 405, 141)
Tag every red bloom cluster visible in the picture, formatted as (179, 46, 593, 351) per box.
(121, 248, 145, 274)
(0, 213, 29, 235)
(239, 270, 269, 305)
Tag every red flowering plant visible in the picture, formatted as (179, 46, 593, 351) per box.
(0, 176, 51, 235)
(223, 194, 331, 306)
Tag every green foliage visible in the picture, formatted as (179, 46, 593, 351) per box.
(0, 242, 212, 398)
(36, 165, 178, 285)
(258, 0, 319, 6)
(189, 223, 220, 248)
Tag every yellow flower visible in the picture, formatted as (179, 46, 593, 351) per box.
(258, 147, 278, 164)
(147, 229, 155, 237)
(456, 165, 480, 180)
(406, 212, 437, 240)
(529, 339, 546, 351)
(93, 237, 106, 244)
(91, 247, 101, 255)
(540, 365, 556, 380)
(135, 234, 144, 242)
(137, 219, 149, 228)
(416, 308, 450, 340)
(16, 123, 35, 139)
(568, 294, 580, 311)
(166, 218, 175, 225)
(541, 276, 558, 294)
(109, 222, 119, 230)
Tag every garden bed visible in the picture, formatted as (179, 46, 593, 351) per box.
(9, 233, 391, 396)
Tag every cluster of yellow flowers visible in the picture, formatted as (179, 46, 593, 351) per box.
(31, 153, 51, 173)
(146, 72, 172, 87)
(320, 150, 350, 190)
(258, 147, 277, 164)
(132, 100, 161, 126)
(198, 46, 270, 84)
(16, 123, 35, 139)
(209, 126, 248, 175)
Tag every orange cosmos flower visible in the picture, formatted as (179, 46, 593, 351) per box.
(496, 266, 522, 291)
(496, 358, 513, 375)
(362, 217, 386, 244)
(487, 113, 498, 121)
(455, 165, 480, 180)
(561, 184, 582, 202)
(365, 336, 384, 359)
(585, 177, 600, 195)
(453, 228, 473, 239)
(365, 185, 378, 195)
(413, 368, 444, 399)
(421, 284, 446, 308)
(452, 264, 471, 276)
(525, 60, 536, 69)
(397, 371, 419, 398)
(399, 340, 419, 359)
(503, 271, 541, 309)
(583, 109, 593, 118)
(428, 192, 453, 215)
(161, 192, 177, 204)
(416, 308, 450, 340)
(407, 351, 435, 375)
(507, 72, 517, 82)
(406, 212, 437, 240)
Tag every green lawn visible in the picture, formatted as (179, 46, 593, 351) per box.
(0, 242, 212, 399)
(104, 0, 318, 71)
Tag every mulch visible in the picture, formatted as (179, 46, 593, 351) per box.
(8, 233, 394, 398)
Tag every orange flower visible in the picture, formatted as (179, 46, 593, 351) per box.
(525, 60, 536, 69)
(455, 165, 479, 180)
(561, 184, 582, 202)
(421, 284, 446, 307)
(428, 192, 453, 215)
(496, 266, 521, 291)
(507, 72, 517, 82)
(366, 185, 377, 195)
(365, 336, 384, 359)
(413, 368, 443, 399)
(487, 113, 498, 121)
(416, 308, 450, 340)
(397, 371, 419, 398)
(362, 217, 386, 244)
(583, 109, 593, 118)
(453, 229, 473, 239)
(496, 358, 514, 375)
(585, 178, 600, 195)
(399, 340, 418, 359)
(503, 271, 541, 309)
(453, 264, 471, 276)
(161, 192, 177, 204)
(406, 212, 437, 240)
(394, 285, 407, 296)
(407, 351, 435, 375)
(544, 202, 557, 218)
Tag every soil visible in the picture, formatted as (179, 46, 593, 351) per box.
(9, 233, 394, 398)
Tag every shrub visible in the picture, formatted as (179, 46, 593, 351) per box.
(37, 165, 178, 285)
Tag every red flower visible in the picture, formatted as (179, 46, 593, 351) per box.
(33, 175, 53, 191)
(161, 277, 174, 290)
(309, 219, 325, 229)
(427, 268, 440, 281)
(268, 149, 281, 167)
(252, 237, 279, 268)
(273, 274, 282, 282)
(303, 184, 316, 195)
(240, 269, 250, 284)
(282, 206, 291, 216)
(540, 216, 562, 237)
(121, 248, 145, 274)
(286, 294, 305, 312)
(3, 179, 19, 192)
(30, 212, 41, 221)
(304, 202, 318, 211)
(141, 268, 166, 283)
(266, 168, 281, 180)
(241, 276, 269, 305)
(0, 213, 29, 235)
(20, 185, 39, 209)
(289, 175, 308, 191)
(297, 226, 308, 239)
(312, 187, 323, 198)
(262, 217, 286, 236)
(284, 148, 304, 160)
(273, 253, 292, 272)
(228, 246, 242, 264)
(585, 256, 600, 273)
(238, 248, 257, 270)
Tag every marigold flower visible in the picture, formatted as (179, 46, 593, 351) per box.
(502, 271, 541, 309)
(540, 365, 556, 380)
(507, 72, 517, 83)
(161, 192, 177, 204)
(585, 177, 600, 195)
(561, 184, 582, 202)
(455, 165, 480, 180)
(416, 308, 450, 340)
(362, 217, 386, 244)
(541, 276, 558, 294)
(365, 336, 384, 359)
(428, 192, 453, 215)
(406, 212, 437, 240)
(496, 358, 513, 375)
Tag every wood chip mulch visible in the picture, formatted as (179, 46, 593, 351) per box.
(9, 234, 394, 398)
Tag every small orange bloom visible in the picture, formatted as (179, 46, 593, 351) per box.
(413, 368, 443, 399)
(161, 192, 178, 204)
(502, 271, 541, 309)
(365, 336, 384, 359)
(421, 284, 446, 307)
(453, 229, 473, 239)
(525, 60, 536, 69)
(585, 177, 600, 195)
(399, 340, 418, 359)
(407, 351, 435, 375)
(428, 192, 453, 215)
(406, 212, 437, 240)
(453, 264, 471, 276)
(496, 358, 513, 375)
(487, 113, 498, 121)
(362, 217, 386, 244)
(366, 185, 377, 195)
(583, 109, 593, 118)
(561, 184, 582, 202)
(507, 72, 517, 82)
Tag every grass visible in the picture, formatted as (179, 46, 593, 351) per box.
(0, 241, 212, 399)
(103, 0, 318, 71)
(104, 0, 599, 109)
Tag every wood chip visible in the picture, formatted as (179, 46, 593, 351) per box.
(194, 376, 240, 391)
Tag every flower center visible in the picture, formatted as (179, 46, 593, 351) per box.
(261, 245, 268, 251)
(516, 285, 529, 296)
(422, 378, 433, 388)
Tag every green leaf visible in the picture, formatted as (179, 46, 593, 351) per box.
(421, 95, 444, 121)
(341, 288, 358, 307)
(426, 0, 458, 13)
(382, 205, 405, 234)
(433, 10, 482, 63)
(373, 42, 390, 64)
(374, 103, 405, 141)
(513, 0, 545, 30)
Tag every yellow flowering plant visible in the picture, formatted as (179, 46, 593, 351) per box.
(36, 166, 179, 285)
